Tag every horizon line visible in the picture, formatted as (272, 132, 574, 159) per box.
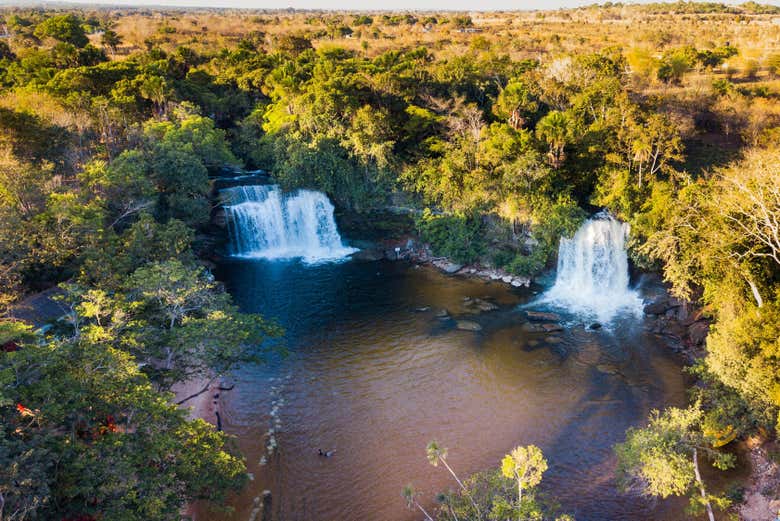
(1, 0, 778, 13)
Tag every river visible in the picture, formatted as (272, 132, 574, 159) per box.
(200, 256, 692, 521)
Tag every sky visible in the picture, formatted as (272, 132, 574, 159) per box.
(50, 0, 780, 11)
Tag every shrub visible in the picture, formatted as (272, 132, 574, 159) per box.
(505, 248, 548, 277)
(416, 209, 485, 264)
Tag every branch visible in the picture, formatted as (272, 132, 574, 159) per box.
(109, 200, 154, 228)
(175, 376, 217, 405)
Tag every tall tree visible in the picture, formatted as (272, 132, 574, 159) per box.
(615, 406, 734, 521)
(535, 110, 573, 169)
(500, 445, 548, 520)
(101, 29, 121, 56)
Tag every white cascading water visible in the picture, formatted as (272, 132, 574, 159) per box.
(542, 212, 642, 322)
(222, 185, 356, 263)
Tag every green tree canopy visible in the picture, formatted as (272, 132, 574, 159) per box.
(34, 14, 89, 48)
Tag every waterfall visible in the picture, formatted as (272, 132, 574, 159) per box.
(542, 212, 642, 322)
(222, 185, 356, 263)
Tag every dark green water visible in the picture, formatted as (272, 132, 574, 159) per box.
(204, 258, 691, 521)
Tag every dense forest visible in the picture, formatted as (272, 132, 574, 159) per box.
(0, 2, 779, 520)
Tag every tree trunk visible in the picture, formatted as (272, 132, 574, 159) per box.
(638, 165, 643, 190)
(517, 480, 523, 521)
(441, 459, 481, 519)
(693, 448, 716, 521)
(747, 277, 764, 308)
(416, 502, 434, 521)
(441, 459, 466, 491)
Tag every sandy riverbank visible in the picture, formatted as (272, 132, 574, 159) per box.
(174, 376, 224, 521)
(172, 375, 222, 425)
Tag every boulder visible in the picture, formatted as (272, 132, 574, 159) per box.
(643, 298, 670, 315)
(211, 207, 228, 228)
(588, 322, 602, 330)
(687, 321, 710, 346)
(644, 296, 682, 316)
(682, 308, 706, 326)
(351, 248, 385, 261)
(456, 320, 482, 332)
(526, 311, 561, 322)
(435, 309, 450, 318)
(511, 277, 531, 287)
(433, 259, 463, 274)
(541, 323, 564, 332)
(660, 321, 687, 341)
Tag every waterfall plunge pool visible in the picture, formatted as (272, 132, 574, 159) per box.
(196, 256, 697, 521)
(196, 202, 731, 520)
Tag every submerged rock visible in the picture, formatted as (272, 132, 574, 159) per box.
(521, 322, 545, 333)
(456, 320, 482, 332)
(596, 364, 621, 375)
(435, 309, 450, 318)
(541, 323, 564, 332)
(476, 299, 498, 312)
(521, 321, 564, 333)
(463, 297, 499, 313)
(588, 322, 602, 330)
(526, 311, 561, 322)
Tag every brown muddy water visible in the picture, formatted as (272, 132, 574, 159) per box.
(199, 258, 699, 521)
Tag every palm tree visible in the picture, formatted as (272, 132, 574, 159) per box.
(500, 445, 548, 521)
(535, 110, 572, 169)
(426, 440, 481, 518)
(139, 75, 169, 117)
(402, 484, 434, 521)
(631, 138, 652, 189)
(101, 29, 121, 56)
